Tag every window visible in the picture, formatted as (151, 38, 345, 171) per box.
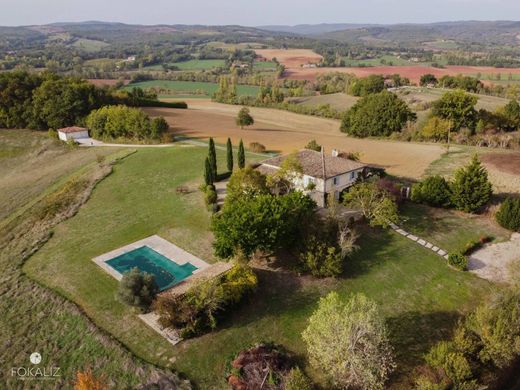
(333, 177, 338, 186)
(350, 171, 357, 180)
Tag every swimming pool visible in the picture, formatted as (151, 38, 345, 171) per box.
(106, 246, 198, 291)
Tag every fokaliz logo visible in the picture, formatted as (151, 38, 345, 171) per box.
(11, 352, 61, 381)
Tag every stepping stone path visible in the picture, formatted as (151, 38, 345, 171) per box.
(388, 222, 449, 260)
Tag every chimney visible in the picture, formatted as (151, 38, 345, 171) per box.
(331, 149, 339, 157)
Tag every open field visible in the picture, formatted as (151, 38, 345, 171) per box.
(286, 92, 359, 111)
(149, 99, 445, 179)
(144, 59, 226, 71)
(72, 38, 110, 52)
(122, 80, 260, 98)
(256, 48, 520, 84)
(0, 129, 118, 221)
(22, 141, 497, 388)
(395, 86, 510, 111)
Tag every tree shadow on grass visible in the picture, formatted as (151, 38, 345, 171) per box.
(386, 310, 462, 387)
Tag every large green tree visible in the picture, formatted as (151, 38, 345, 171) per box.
(432, 90, 478, 131)
(451, 155, 492, 213)
(302, 292, 395, 390)
(211, 192, 316, 259)
(340, 91, 416, 137)
(349, 74, 385, 97)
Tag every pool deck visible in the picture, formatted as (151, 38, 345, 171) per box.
(92, 234, 210, 281)
(92, 235, 234, 346)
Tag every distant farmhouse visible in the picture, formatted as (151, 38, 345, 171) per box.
(259, 149, 368, 207)
(57, 126, 89, 142)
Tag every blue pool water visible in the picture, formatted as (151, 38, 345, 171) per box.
(106, 246, 198, 291)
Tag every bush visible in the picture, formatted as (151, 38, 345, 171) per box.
(425, 342, 473, 385)
(411, 176, 452, 208)
(155, 264, 257, 337)
(304, 139, 321, 152)
(205, 186, 218, 206)
(117, 268, 158, 311)
(284, 367, 313, 390)
(495, 197, 520, 231)
(47, 128, 58, 139)
(447, 253, 468, 271)
(137, 99, 187, 109)
(299, 237, 344, 277)
(248, 142, 266, 153)
(462, 235, 492, 256)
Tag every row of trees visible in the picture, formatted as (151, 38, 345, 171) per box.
(86, 105, 168, 140)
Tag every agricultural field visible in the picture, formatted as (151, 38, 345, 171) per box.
(148, 99, 445, 179)
(21, 138, 498, 389)
(257, 48, 520, 84)
(144, 59, 226, 71)
(122, 80, 260, 98)
(286, 92, 359, 111)
(253, 60, 278, 70)
(72, 38, 110, 52)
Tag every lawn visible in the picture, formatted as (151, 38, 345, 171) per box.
(399, 202, 510, 253)
(122, 80, 260, 99)
(174, 227, 494, 388)
(24, 144, 498, 388)
(24, 145, 263, 368)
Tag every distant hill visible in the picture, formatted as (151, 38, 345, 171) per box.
(319, 21, 520, 47)
(257, 23, 377, 35)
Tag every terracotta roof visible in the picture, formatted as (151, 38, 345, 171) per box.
(260, 149, 366, 179)
(57, 126, 88, 134)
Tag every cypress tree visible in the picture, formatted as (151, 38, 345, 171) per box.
(451, 155, 492, 213)
(226, 138, 233, 172)
(238, 139, 245, 169)
(204, 157, 213, 185)
(208, 137, 217, 179)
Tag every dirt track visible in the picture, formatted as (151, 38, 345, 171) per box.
(145, 100, 445, 179)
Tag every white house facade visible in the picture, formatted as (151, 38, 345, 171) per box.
(258, 149, 367, 207)
(57, 126, 90, 142)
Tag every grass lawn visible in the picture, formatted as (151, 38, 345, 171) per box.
(400, 202, 510, 253)
(122, 80, 260, 99)
(24, 143, 499, 388)
(24, 145, 263, 369)
(174, 227, 494, 388)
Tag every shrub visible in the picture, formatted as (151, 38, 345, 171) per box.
(249, 142, 266, 153)
(462, 236, 492, 256)
(495, 197, 520, 231)
(447, 253, 468, 271)
(205, 186, 218, 206)
(284, 367, 313, 390)
(304, 139, 321, 152)
(47, 128, 58, 139)
(299, 238, 344, 277)
(117, 268, 158, 311)
(73, 369, 107, 390)
(411, 176, 452, 208)
(155, 264, 257, 337)
(425, 341, 473, 385)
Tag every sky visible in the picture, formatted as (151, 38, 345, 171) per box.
(0, 0, 519, 26)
